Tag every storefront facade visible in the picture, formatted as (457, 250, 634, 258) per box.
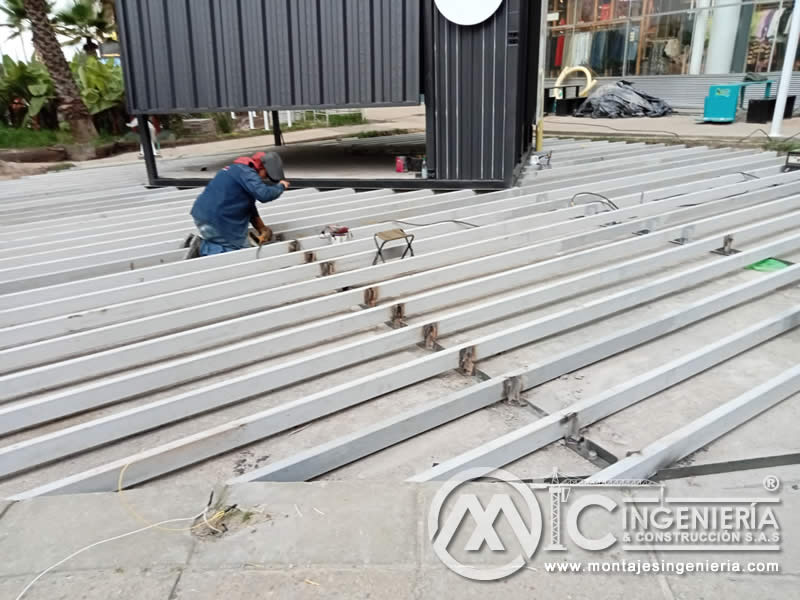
(546, 0, 799, 78)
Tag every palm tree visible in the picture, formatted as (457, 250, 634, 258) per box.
(23, 0, 97, 142)
(54, 0, 110, 58)
(1, 0, 29, 59)
(99, 0, 113, 25)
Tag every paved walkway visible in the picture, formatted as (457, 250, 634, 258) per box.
(1, 468, 797, 599)
(543, 114, 800, 144)
(80, 108, 426, 169)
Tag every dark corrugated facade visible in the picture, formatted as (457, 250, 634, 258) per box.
(117, 0, 421, 113)
(423, 0, 538, 183)
(117, 0, 540, 187)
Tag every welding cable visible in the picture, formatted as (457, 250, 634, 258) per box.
(392, 219, 480, 229)
(14, 505, 216, 600)
(116, 463, 224, 533)
(569, 192, 619, 211)
(546, 120, 800, 150)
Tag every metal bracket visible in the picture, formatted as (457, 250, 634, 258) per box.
(503, 376, 524, 405)
(670, 225, 695, 246)
(712, 235, 740, 256)
(364, 287, 379, 308)
(459, 346, 477, 376)
(560, 411, 580, 441)
(423, 323, 439, 350)
(320, 262, 335, 276)
(304, 251, 316, 264)
(288, 240, 300, 253)
(391, 304, 407, 328)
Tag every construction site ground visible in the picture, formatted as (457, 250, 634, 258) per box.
(0, 133, 798, 599)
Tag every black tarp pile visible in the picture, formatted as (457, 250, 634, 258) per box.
(574, 80, 673, 118)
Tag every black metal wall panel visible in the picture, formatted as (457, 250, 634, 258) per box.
(117, 0, 421, 113)
(424, 0, 531, 184)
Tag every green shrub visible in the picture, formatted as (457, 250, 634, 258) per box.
(0, 56, 58, 129)
(328, 112, 365, 126)
(70, 55, 126, 134)
(214, 113, 234, 134)
(0, 122, 71, 148)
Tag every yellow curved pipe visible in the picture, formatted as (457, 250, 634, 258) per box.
(554, 66, 598, 98)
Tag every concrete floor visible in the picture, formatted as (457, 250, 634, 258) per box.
(2, 137, 799, 598)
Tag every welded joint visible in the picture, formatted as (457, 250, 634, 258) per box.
(459, 346, 478, 376)
(274, 233, 285, 242)
(288, 240, 301, 253)
(304, 251, 316, 264)
(712, 234, 741, 256)
(364, 287, 379, 308)
(503, 376, 525, 406)
(391, 304, 407, 328)
(633, 220, 655, 236)
(320, 262, 335, 276)
(423, 323, 440, 350)
(670, 225, 695, 246)
(560, 411, 581, 441)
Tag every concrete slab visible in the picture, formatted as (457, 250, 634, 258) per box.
(418, 567, 667, 600)
(0, 568, 180, 600)
(0, 485, 206, 577)
(682, 391, 800, 465)
(652, 466, 800, 577)
(664, 575, 800, 600)
(173, 567, 418, 600)
(190, 482, 418, 568)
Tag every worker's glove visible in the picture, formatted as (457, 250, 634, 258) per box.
(257, 227, 273, 245)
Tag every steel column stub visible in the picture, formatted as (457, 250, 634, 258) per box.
(459, 346, 478, 375)
(423, 323, 439, 350)
(391, 304, 407, 327)
(364, 287, 379, 308)
(712, 235, 741, 256)
(503, 376, 525, 405)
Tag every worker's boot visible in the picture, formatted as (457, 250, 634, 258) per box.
(184, 233, 204, 260)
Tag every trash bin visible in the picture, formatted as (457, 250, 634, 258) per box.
(746, 98, 776, 123)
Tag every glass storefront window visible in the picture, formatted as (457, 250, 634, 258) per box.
(578, 0, 597, 22)
(545, 0, 799, 78)
(636, 12, 694, 74)
(770, 2, 800, 72)
(548, 0, 572, 25)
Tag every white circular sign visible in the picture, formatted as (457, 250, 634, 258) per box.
(434, 0, 504, 26)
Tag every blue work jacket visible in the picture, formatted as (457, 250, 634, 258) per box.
(191, 163, 286, 249)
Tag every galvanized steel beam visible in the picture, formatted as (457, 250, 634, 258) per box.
(0, 235, 797, 479)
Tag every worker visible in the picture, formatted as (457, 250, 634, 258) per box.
(188, 151, 291, 256)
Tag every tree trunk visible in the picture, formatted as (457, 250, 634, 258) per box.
(100, 0, 115, 25)
(23, 0, 97, 143)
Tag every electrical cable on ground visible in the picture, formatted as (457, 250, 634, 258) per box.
(548, 119, 800, 149)
(14, 506, 215, 600)
(15, 465, 234, 600)
(569, 192, 620, 210)
(392, 219, 480, 229)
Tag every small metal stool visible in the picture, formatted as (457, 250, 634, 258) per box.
(373, 228, 415, 265)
